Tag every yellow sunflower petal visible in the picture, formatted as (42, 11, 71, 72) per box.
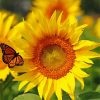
(9, 22, 36, 50)
(57, 12, 63, 27)
(75, 56, 94, 64)
(2, 15, 15, 38)
(49, 11, 57, 34)
(27, 11, 49, 34)
(18, 81, 29, 91)
(68, 0, 80, 15)
(74, 61, 92, 69)
(36, 12, 50, 34)
(54, 80, 62, 100)
(59, 77, 70, 94)
(11, 61, 33, 73)
(76, 50, 100, 59)
(64, 72, 75, 100)
(65, 15, 77, 33)
(74, 40, 100, 50)
(24, 21, 42, 41)
(71, 67, 89, 78)
(38, 77, 47, 99)
(7, 22, 23, 40)
(0, 11, 8, 34)
(45, 81, 54, 100)
(69, 24, 87, 45)
(10, 70, 17, 77)
(43, 78, 53, 100)
(75, 50, 100, 64)
(9, 41, 33, 59)
(0, 67, 10, 81)
(12, 21, 35, 45)
(30, 73, 41, 82)
(61, 15, 76, 34)
(63, 16, 86, 45)
(13, 71, 36, 81)
(74, 75, 84, 89)
(24, 75, 44, 92)
(11, 34, 31, 50)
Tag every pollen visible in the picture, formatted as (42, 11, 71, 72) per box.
(32, 36, 76, 79)
(41, 45, 66, 69)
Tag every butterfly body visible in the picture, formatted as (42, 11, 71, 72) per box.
(0, 43, 24, 68)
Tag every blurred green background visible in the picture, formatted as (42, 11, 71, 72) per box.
(0, 0, 100, 16)
(0, 0, 100, 100)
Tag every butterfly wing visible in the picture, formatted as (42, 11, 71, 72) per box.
(2, 54, 15, 64)
(0, 43, 24, 68)
(0, 43, 16, 55)
(0, 43, 16, 64)
(8, 55, 24, 68)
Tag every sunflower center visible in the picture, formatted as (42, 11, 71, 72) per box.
(33, 36, 75, 79)
(41, 45, 66, 70)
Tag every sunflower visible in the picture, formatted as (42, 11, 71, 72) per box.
(0, 11, 18, 81)
(12, 12, 100, 100)
(27, 0, 81, 22)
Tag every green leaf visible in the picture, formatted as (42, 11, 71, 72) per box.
(13, 93, 41, 100)
(79, 92, 100, 100)
(51, 93, 57, 100)
(96, 85, 100, 92)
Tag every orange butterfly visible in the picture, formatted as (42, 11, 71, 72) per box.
(0, 43, 24, 68)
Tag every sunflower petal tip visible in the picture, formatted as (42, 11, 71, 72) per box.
(83, 24, 88, 27)
(18, 87, 21, 91)
(24, 90, 28, 93)
(50, 10, 57, 19)
(13, 79, 16, 81)
(81, 86, 84, 90)
(57, 12, 63, 24)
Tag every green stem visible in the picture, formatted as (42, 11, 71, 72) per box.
(0, 81, 3, 100)
(3, 75, 13, 90)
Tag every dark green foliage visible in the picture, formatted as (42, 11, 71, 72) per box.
(0, 0, 32, 16)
